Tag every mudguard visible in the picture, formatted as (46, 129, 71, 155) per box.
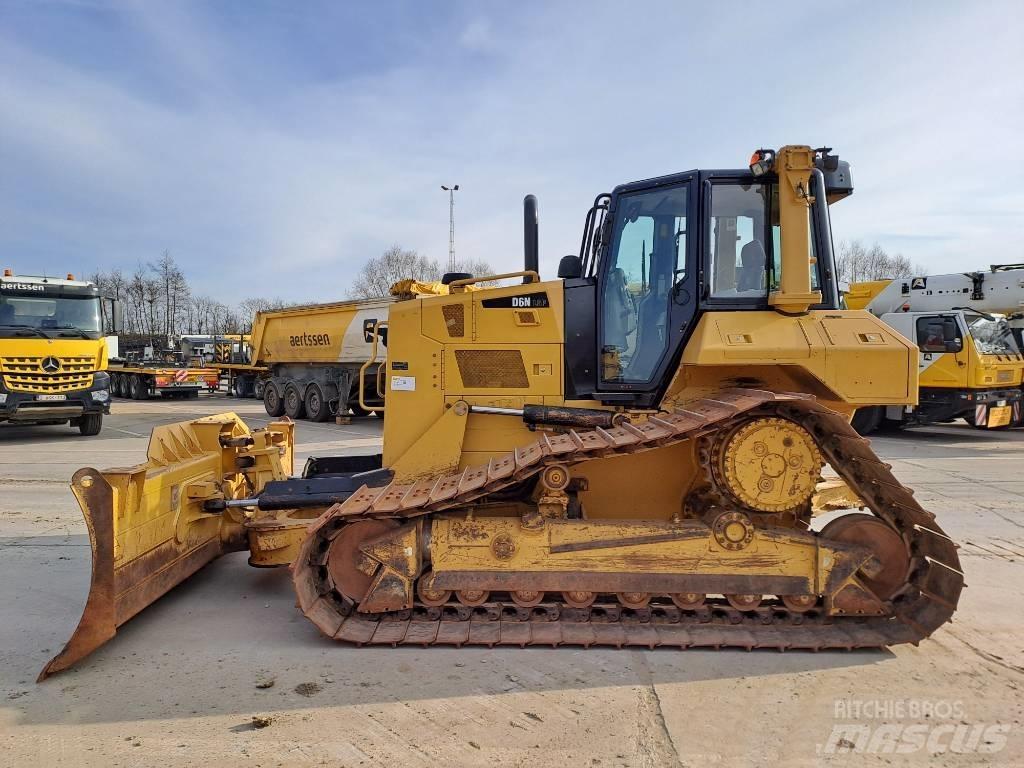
(39, 414, 294, 680)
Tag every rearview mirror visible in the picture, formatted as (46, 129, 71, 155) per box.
(106, 298, 124, 334)
(558, 254, 582, 279)
(942, 318, 962, 352)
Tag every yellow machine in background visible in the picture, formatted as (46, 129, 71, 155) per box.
(40, 145, 963, 680)
(0, 269, 121, 435)
(847, 269, 1024, 433)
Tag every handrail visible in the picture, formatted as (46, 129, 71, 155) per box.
(449, 270, 540, 288)
(375, 359, 386, 399)
(358, 321, 387, 414)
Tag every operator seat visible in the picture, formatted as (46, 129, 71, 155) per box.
(737, 240, 767, 292)
(603, 267, 635, 350)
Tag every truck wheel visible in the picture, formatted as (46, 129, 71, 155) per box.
(851, 406, 882, 436)
(253, 379, 265, 400)
(304, 385, 331, 422)
(78, 412, 103, 436)
(284, 383, 306, 419)
(130, 375, 147, 400)
(264, 381, 286, 417)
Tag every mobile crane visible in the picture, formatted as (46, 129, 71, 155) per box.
(846, 266, 1024, 433)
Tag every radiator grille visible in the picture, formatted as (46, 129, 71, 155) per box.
(0, 356, 96, 392)
(441, 304, 465, 337)
(455, 350, 529, 388)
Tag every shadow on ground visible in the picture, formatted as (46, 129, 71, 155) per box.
(1, 534, 892, 727)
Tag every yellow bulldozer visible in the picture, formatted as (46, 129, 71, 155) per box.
(40, 145, 963, 680)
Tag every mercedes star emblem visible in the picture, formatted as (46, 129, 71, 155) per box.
(41, 356, 61, 373)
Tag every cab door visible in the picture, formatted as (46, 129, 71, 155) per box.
(594, 174, 698, 403)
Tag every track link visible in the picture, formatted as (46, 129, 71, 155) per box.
(292, 389, 964, 651)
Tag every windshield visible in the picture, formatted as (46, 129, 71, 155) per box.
(0, 294, 102, 336)
(966, 315, 1020, 356)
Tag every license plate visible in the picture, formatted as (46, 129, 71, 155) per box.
(36, 394, 67, 401)
(988, 405, 1012, 428)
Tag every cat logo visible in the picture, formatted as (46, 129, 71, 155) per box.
(911, 277, 927, 290)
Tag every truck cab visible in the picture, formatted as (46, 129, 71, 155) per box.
(873, 309, 1023, 428)
(0, 269, 121, 435)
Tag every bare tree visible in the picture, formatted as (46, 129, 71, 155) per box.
(237, 297, 298, 332)
(350, 246, 497, 298)
(351, 246, 441, 298)
(836, 240, 925, 284)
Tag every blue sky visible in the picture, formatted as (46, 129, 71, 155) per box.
(1, 0, 1022, 302)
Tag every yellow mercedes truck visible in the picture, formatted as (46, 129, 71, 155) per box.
(0, 269, 120, 435)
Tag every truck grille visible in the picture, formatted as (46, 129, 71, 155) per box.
(0, 356, 96, 393)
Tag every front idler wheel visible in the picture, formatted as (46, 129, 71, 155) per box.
(819, 513, 910, 601)
(325, 520, 399, 604)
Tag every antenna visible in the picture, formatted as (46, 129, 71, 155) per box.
(441, 184, 459, 272)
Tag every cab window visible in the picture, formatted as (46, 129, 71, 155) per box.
(707, 182, 821, 301)
(916, 316, 962, 353)
(600, 184, 688, 384)
(708, 183, 770, 299)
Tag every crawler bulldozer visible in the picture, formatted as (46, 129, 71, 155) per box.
(40, 145, 964, 680)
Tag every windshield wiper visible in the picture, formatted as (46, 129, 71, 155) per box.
(54, 327, 94, 339)
(952, 306, 996, 322)
(0, 324, 50, 338)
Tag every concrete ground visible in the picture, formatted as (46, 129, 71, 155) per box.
(0, 395, 1022, 767)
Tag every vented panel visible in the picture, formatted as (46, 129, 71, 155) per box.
(455, 349, 529, 388)
(442, 304, 465, 337)
(513, 310, 539, 326)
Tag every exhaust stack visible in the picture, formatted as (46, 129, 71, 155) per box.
(523, 194, 538, 283)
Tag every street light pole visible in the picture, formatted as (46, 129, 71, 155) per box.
(441, 184, 459, 273)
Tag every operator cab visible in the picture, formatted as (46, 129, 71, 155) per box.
(563, 148, 851, 406)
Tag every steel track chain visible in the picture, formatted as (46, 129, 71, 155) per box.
(291, 389, 964, 651)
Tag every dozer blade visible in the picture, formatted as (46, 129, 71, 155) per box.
(39, 413, 294, 681)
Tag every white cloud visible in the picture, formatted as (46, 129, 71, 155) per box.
(1, 1, 1022, 302)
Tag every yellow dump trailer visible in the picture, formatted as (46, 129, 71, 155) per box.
(228, 283, 472, 422)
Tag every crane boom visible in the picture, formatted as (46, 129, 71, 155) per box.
(848, 265, 1024, 317)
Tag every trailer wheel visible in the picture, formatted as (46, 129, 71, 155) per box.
(129, 375, 147, 400)
(264, 381, 286, 417)
(233, 376, 253, 398)
(112, 373, 123, 398)
(78, 412, 103, 436)
(304, 384, 331, 422)
(284, 383, 306, 419)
